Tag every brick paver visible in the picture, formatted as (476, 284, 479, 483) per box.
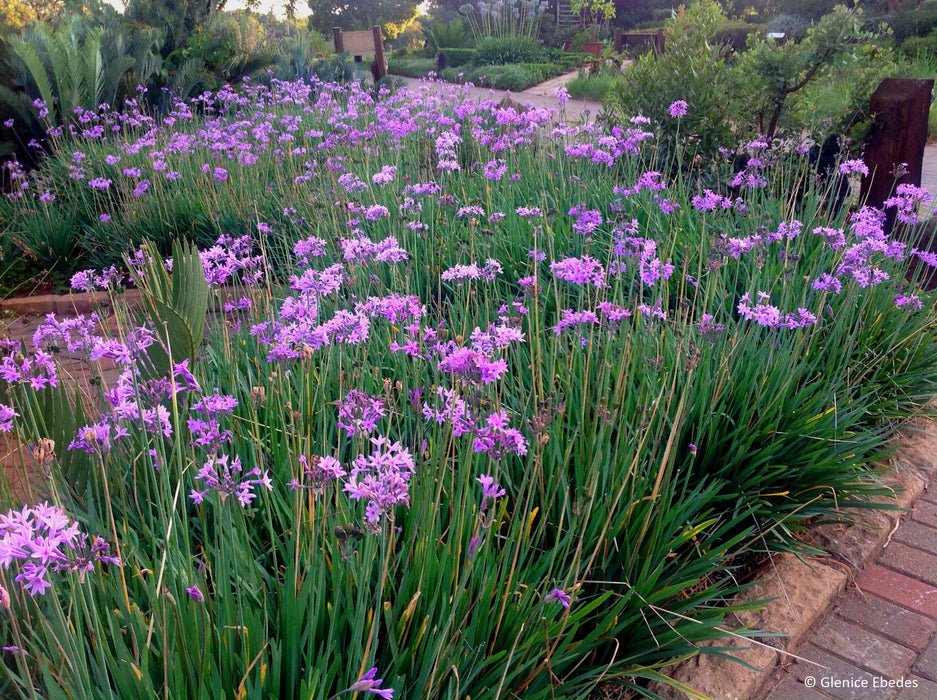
(913, 500, 937, 528)
(879, 541, 937, 587)
(835, 592, 937, 651)
(896, 676, 937, 700)
(912, 635, 937, 681)
(789, 645, 891, 700)
(813, 617, 917, 678)
(763, 676, 831, 700)
(855, 565, 937, 620)
(892, 520, 937, 552)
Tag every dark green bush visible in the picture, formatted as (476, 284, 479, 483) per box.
(713, 20, 759, 52)
(387, 57, 438, 78)
(899, 32, 937, 59)
(440, 48, 476, 67)
(440, 64, 537, 91)
(885, 1, 937, 45)
(422, 18, 475, 52)
(474, 36, 542, 65)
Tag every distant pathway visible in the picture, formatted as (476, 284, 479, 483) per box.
(394, 71, 600, 122)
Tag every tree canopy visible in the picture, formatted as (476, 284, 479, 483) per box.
(306, 0, 421, 38)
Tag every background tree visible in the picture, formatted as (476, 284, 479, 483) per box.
(306, 0, 421, 38)
(123, 0, 229, 56)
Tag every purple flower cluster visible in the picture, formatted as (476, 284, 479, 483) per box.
(0, 503, 120, 596)
(71, 265, 124, 293)
(288, 454, 346, 494)
(190, 454, 273, 507)
(340, 236, 409, 264)
(884, 183, 933, 225)
(0, 403, 18, 432)
(343, 435, 416, 526)
(336, 390, 386, 436)
(737, 292, 817, 329)
(441, 259, 502, 283)
(200, 234, 266, 287)
(474, 410, 528, 459)
(568, 205, 603, 236)
(551, 256, 606, 287)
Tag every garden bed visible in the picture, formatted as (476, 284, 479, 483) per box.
(1, 76, 937, 699)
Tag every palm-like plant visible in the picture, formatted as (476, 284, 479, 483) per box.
(0, 15, 164, 128)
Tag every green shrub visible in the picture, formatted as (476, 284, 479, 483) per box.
(474, 35, 542, 65)
(885, 1, 937, 45)
(564, 66, 623, 100)
(441, 63, 538, 91)
(440, 47, 476, 67)
(899, 31, 937, 59)
(422, 18, 475, 52)
(605, 0, 733, 167)
(387, 57, 438, 78)
(713, 19, 759, 52)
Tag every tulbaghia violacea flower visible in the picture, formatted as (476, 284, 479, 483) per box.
(668, 100, 688, 117)
(546, 588, 571, 609)
(437, 347, 509, 384)
(336, 390, 386, 436)
(895, 294, 923, 310)
(294, 236, 329, 265)
(441, 259, 502, 283)
(568, 206, 603, 236)
(811, 274, 842, 294)
(737, 292, 817, 329)
(343, 436, 416, 526)
(551, 256, 606, 287)
(190, 454, 272, 507)
(639, 257, 675, 286)
(371, 165, 397, 185)
(695, 313, 725, 339)
(477, 474, 506, 509)
(0, 349, 58, 390)
(0, 404, 18, 432)
(474, 411, 528, 459)
(288, 455, 346, 494)
(839, 159, 869, 176)
(421, 386, 474, 436)
(340, 236, 408, 264)
(33, 313, 99, 354)
(554, 309, 599, 336)
(0, 502, 121, 596)
(345, 667, 394, 698)
(884, 183, 933, 225)
(290, 263, 346, 296)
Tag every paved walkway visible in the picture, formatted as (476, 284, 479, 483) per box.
(395, 71, 600, 122)
(761, 490, 937, 700)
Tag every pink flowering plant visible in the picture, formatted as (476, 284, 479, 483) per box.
(1, 71, 937, 700)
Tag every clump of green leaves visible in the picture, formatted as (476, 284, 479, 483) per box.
(604, 0, 734, 168)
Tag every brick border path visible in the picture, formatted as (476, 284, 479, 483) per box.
(763, 488, 937, 700)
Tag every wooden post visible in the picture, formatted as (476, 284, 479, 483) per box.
(613, 28, 623, 54)
(654, 29, 664, 54)
(371, 25, 387, 81)
(332, 27, 343, 54)
(861, 78, 933, 232)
